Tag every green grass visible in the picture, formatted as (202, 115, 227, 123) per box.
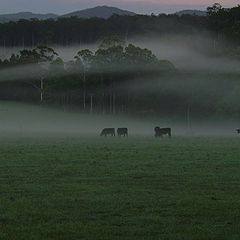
(1, 136, 240, 239)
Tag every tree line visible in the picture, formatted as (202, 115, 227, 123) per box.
(0, 38, 240, 118)
(1, 3, 240, 117)
(0, 39, 175, 115)
(0, 6, 213, 47)
(0, 3, 240, 50)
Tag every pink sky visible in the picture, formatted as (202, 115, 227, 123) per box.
(0, 0, 239, 14)
(101, 0, 237, 4)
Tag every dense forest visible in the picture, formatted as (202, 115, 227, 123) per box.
(0, 3, 240, 48)
(0, 13, 208, 47)
(0, 3, 240, 118)
(0, 40, 176, 114)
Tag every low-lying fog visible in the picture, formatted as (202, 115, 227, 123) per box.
(0, 34, 240, 138)
(1, 34, 239, 74)
(134, 35, 240, 74)
(0, 101, 238, 138)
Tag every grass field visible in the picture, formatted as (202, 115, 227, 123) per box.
(1, 136, 240, 239)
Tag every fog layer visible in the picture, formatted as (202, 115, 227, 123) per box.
(0, 101, 237, 138)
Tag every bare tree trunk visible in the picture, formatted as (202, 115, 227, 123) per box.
(187, 104, 190, 131)
(63, 94, 67, 112)
(109, 92, 112, 114)
(83, 84, 86, 110)
(90, 95, 93, 114)
(40, 78, 44, 103)
(3, 36, 6, 58)
(101, 76, 105, 115)
(22, 35, 25, 49)
(113, 80, 116, 115)
(83, 69, 86, 110)
(32, 32, 35, 48)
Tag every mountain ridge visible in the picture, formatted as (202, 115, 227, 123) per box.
(0, 6, 208, 22)
(175, 10, 207, 16)
(0, 6, 136, 22)
(0, 12, 58, 22)
(61, 6, 136, 19)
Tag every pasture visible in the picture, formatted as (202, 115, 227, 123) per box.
(0, 136, 240, 239)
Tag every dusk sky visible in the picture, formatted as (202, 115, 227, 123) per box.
(0, 0, 239, 15)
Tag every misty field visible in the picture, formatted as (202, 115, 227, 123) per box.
(1, 136, 240, 239)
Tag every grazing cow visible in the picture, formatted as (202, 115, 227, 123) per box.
(117, 128, 128, 137)
(155, 127, 171, 138)
(237, 129, 240, 134)
(100, 128, 115, 137)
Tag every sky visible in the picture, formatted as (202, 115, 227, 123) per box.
(0, 0, 239, 15)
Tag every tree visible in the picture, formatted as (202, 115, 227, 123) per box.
(74, 49, 93, 71)
(125, 44, 158, 65)
(48, 57, 65, 77)
(73, 49, 94, 110)
(0, 42, 176, 114)
(99, 36, 125, 49)
(207, 3, 223, 16)
(34, 46, 58, 62)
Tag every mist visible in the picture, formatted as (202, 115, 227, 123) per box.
(0, 101, 237, 139)
(1, 32, 240, 138)
(1, 33, 239, 74)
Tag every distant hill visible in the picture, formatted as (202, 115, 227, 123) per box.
(61, 6, 136, 19)
(175, 10, 207, 17)
(0, 6, 136, 22)
(0, 12, 58, 22)
(0, 7, 207, 23)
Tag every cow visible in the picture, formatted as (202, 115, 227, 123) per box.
(237, 129, 240, 134)
(155, 127, 171, 138)
(100, 128, 115, 137)
(117, 128, 128, 137)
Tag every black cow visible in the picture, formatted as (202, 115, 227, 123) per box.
(237, 129, 240, 134)
(155, 127, 171, 138)
(117, 128, 128, 137)
(100, 128, 115, 137)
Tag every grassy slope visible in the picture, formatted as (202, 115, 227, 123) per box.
(0, 137, 240, 239)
